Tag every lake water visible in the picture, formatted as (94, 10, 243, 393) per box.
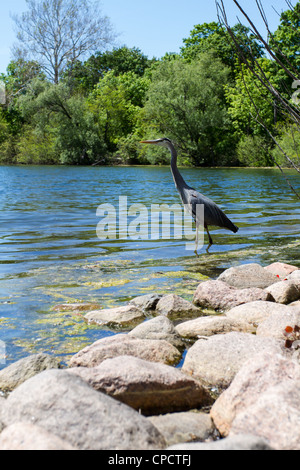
(0, 165, 299, 368)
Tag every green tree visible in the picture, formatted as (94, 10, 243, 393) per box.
(141, 54, 234, 166)
(181, 22, 264, 71)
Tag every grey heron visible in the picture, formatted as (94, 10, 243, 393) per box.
(140, 137, 239, 255)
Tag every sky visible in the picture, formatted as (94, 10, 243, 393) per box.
(0, 0, 297, 74)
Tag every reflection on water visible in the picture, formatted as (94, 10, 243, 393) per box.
(0, 165, 299, 367)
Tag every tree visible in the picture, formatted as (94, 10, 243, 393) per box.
(181, 22, 264, 71)
(142, 54, 234, 166)
(13, 0, 115, 84)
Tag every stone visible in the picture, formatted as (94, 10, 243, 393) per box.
(265, 280, 300, 304)
(155, 294, 201, 320)
(225, 301, 291, 329)
(256, 309, 300, 339)
(287, 270, 300, 288)
(129, 294, 163, 311)
(0, 354, 61, 393)
(218, 263, 279, 289)
(264, 262, 299, 279)
(68, 355, 212, 415)
(167, 434, 273, 450)
(210, 352, 300, 445)
(181, 332, 283, 389)
(69, 334, 181, 368)
(0, 422, 76, 450)
(51, 302, 100, 312)
(175, 315, 252, 340)
(129, 316, 184, 350)
(84, 304, 145, 329)
(0, 369, 166, 450)
(193, 280, 273, 312)
(148, 411, 214, 446)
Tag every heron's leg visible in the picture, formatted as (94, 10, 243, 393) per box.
(205, 226, 213, 253)
(194, 225, 199, 257)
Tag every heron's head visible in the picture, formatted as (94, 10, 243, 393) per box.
(140, 137, 172, 149)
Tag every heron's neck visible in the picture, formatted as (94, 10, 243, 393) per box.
(168, 142, 190, 191)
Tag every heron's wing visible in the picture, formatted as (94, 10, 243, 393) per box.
(186, 190, 238, 233)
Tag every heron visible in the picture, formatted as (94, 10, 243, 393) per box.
(140, 137, 239, 255)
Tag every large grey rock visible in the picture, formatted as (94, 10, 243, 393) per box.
(167, 434, 273, 450)
(182, 332, 283, 389)
(0, 369, 166, 450)
(69, 334, 181, 368)
(129, 316, 184, 350)
(148, 411, 214, 446)
(193, 280, 273, 312)
(0, 423, 76, 450)
(155, 294, 201, 320)
(265, 280, 300, 304)
(175, 315, 252, 340)
(218, 263, 279, 289)
(0, 354, 61, 393)
(210, 352, 300, 450)
(68, 355, 212, 415)
(225, 301, 291, 329)
(84, 304, 145, 329)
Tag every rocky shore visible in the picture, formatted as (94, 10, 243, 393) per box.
(0, 261, 300, 450)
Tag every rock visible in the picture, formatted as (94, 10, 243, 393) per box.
(256, 309, 300, 339)
(265, 280, 300, 304)
(264, 262, 299, 279)
(181, 332, 283, 389)
(148, 411, 214, 446)
(84, 304, 145, 329)
(289, 300, 300, 312)
(167, 434, 273, 450)
(0, 422, 77, 450)
(155, 294, 201, 320)
(175, 315, 252, 340)
(0, 354, 61, 393)
(51, 302, 100, 312)
(68, 355, 212, 415)
(129, 294, 163, 311)
(210, 352, 300, 447)
(0, 369, 166, 450)
(193, 280, 273, 312)
(69, 334, 181, 368)
(287, 270, 300, 288)
(225, 301, 291, 329)
(129, 316, 184, 350)
(218, 263, 279, 289)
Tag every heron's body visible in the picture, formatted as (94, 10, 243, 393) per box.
(141, 138, 239, 254)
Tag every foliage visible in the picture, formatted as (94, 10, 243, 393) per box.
(141, 54, 234, 166)
(236, 134, 273, 167)
(272, 124, 300, 167)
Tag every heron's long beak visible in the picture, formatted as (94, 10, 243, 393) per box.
(140, 140, 160, 144)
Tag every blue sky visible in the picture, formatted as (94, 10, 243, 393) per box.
(0, 0, 296, 74)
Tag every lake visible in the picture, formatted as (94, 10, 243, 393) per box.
(0, 165, 299, 368)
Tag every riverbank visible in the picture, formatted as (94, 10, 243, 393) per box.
(0, 261, 299, 450)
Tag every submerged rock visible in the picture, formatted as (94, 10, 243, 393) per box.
(84, 304, 145, 329)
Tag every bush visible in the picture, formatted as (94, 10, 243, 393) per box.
(236, 135, 274, 167)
